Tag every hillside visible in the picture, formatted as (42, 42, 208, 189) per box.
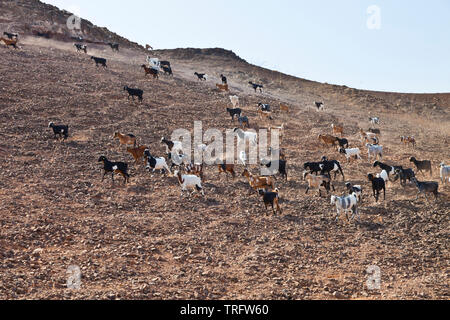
(0, 1, 449, 300)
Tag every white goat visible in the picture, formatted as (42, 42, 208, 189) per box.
(331, 193, 359, 222)
(174, 170, 205, 196)
(366, 143, 383, 162)
(234, 128, 258, 146)
(440, 162, 450, 184)
(230, 95, 239, 108)
(339, 147, 362, 162)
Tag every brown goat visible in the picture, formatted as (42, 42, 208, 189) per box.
(218, 163, 236, 179)
(401, 136, 416, 148)
(127, 145, 148, 165)
(141, 65, 159, 79)
(114, 132, 137, 148)
(280, 103, 290, 113)
(0, 37, 18, 48)
(242, 169, 275, 193)
(216, 83, 229, 92)
(331, 124, 344, 137)
(318, 134, 338, 147)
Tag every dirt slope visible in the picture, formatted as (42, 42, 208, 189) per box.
(0, 3, 449, 301)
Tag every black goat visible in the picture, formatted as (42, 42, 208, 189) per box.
(258, 189, 282, 215)
(392, 168, 416, 187)
(261, 159, 288, 180)
(220, 74, 227, 84)
(411, 177, 439, 202)
(410, 157, 432, 177)
(160, 61, 171, 68)
(336, 137, 349, 149)
(303, 162, 322, 175)
(249, 82, 263, 92)
(123, 86, 143, 102)
(226, 108, 242, 123)
(108, 42, 119, 51)
(194, 72, 207, 81)
(368, 174, 386, 203)
(91, 56, 107, 68)
(162, 65, 173, 76)
(319, 160, 345, 181)
(48, 122, 69, 140)
(98, 156, 129, 184)
(3, 32, 18, 39)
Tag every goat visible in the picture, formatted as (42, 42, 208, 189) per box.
(360, 129, 378, 144)
(161, 137, 184, 154)
(368, 174, 386, 203)
(331, 124, 344, 137)
(411, 177, 439, 202)
(98, 156, 130, 184)
(220, 74, 228, 84)
(392, 168, 416, 187)
(90, 56, 107, 68)
(280, 103, 290, 113)
(144, 150, 171, 175)
(373, 161, 403, 178)
(258, 109, 273, 122)
(318, 134, 338, 147)
(107, 42, 119, 51)
(194, 72, 207, 81)
(249, 82, 263, 92)
(315, 102, 324, 111)
(339, 147, 362, 162)
(162, 65, 173, 76)
(410, 157, 432, 177)
(345, 183, 362, 201)
(369, 117, 380, 125)
(242, 169, 275, 192)
(123, 86, 143, 102)
(319, 160, 345, 181)
(336, 137, 349, 149)
(160, 61, 171, 68)
(141, 65, 159, 79)
(74, 43, 87, 53)
(259, 189, 282, 215)
(218, 163, 236, 179)
(127, 145, 148, 165)
(260, 159, 288, 180)
(304, 162, 322, 176)
(303, 171, 333, 197)
(48, 122, 69, 140)
(114, 132, 137, 148)
(366, 143, 383, 162)
(0, 37, 18, 49)
(440, 163, 450, 184)
(401, 136, 416, 148)
(3, 32, 18, 39)
(331, 193, 359, 222)
(230, 95, 240, 108)
(238, 116, 250, 129)
(258, 103, 271, 112)
(216, 83, 229, 92)
(226, 108, 242, 123)
(234, 128, 257, 146)
(174, 170, 204, 197)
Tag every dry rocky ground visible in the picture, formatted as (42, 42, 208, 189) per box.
(0, 14, 449, 300)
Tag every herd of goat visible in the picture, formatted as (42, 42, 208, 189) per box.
(3, 31, 447, 221)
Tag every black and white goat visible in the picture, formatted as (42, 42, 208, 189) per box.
(144, 150, 171, 175)
(315, 102, 324, 111)
(220, 74, 227, 84)
(48, 122, 69, 140)
(194, 72, 207, 81)
(98, 156, 130, 184)
(373, 161, 403, 179)
(319, 160, 345, 181)
(74, 43, 87, 53)
(345, 183, 362, 201)
(258, 103, 271, 112)
(261, 159, 288, 180)
(3, 32, 18, 39)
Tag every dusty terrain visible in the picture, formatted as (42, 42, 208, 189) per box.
(0, 0, 449, 300)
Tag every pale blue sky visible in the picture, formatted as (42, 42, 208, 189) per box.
(43, 0, 450, 93)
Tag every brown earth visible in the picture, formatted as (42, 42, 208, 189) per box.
(0, 1, 449, 300)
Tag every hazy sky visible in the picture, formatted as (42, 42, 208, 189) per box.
(43, 0, 450, 93)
